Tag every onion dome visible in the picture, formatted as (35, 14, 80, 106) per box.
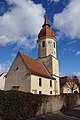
(38, 16, 55, 39)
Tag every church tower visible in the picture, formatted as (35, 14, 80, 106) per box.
(38, 17, 60, 95)
(38, 16, 56, 58)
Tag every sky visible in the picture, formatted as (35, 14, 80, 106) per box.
(0, 0, 80, 78)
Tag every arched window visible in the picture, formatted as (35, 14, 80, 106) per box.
(42, 41, 45, 47)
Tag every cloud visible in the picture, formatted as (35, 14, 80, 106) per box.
(47, 0, 60, 2)
(62, 47, 66, 54)
(75, 72, 80, 76)
(66, 40, 76, 45)
(0, 64, 6, 74)
(54, 0, 80, 39)
(75, 51, 80, 55)
(73, 72, 80, 79)
(0, 0, 45, 49)
(62, 47, 75, 54)
(0, 61, 11, 74)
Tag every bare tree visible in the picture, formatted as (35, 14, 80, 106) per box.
(66, 75, 79, 93)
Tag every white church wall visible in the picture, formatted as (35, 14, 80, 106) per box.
(31, 74, 56, 95)
(52, 57, 59, 76)
(52, 75, 60, 95)
(5, 53, 30, 91)
(62, 83, 79, 93)
(38, 56, 60, 95)
(0, 74, 5, 90)
(46, 37, 56, 58)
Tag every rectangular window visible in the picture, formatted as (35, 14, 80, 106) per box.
(50, 91, 52, 94)
(39, 91, 42, 94)
(50, 80, 52, 87)
(54, 42, 55, 48)
(42, 41, 45, 47)
(39, 78, 42, 86)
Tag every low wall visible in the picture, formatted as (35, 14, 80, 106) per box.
(0, 91, 80, 119)
(36, 95, 63, 115)
(36, 94, 80, 116)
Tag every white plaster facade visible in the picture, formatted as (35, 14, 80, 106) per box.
(38, 37, 56, 58)
(38, 37, 60, 95)
(5, 53, 31, 92)
(5, 53, 56, 95)
(61, 82, 79, 94)
(0, 74, 5, 90)
(31, 75, 56, 95)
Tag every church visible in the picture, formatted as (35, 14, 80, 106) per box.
(5, 17, 60, 95)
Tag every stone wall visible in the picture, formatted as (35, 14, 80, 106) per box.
(36, 94, 80, 116)
(0, 91, 80, 119)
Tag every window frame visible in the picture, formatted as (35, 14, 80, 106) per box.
(42, 41, 45, 47)
(39, 78, 42, 87)
(50, 80, 52, 87)
(39, 91, 42, 94)
(54, 42, 55, 48)
(50, 91, 52, 94)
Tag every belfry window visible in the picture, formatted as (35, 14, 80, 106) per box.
(42, 41, 45, 47)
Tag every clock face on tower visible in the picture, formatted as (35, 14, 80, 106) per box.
(48, 41, 52, 44)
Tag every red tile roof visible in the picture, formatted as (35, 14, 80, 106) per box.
(60, 76, 72, 88)
(38, 16, 55, 39)
(19, 52, 53, 79)
(60, 76, 80, 88)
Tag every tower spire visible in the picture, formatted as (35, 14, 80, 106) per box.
(42, 16, 50, 27)
(38, 16, 54, 39)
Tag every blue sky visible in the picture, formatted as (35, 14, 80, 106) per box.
(0, 0, 80, 78)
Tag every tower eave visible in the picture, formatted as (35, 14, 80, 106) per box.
(37, 36, 56, 42)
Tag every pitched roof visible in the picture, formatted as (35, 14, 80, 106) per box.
(60, 76, 72, 88)
(19, 52, 53, 79)
(60, 76, 80, 88)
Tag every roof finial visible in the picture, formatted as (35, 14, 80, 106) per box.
(42, 16, 50, 27)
